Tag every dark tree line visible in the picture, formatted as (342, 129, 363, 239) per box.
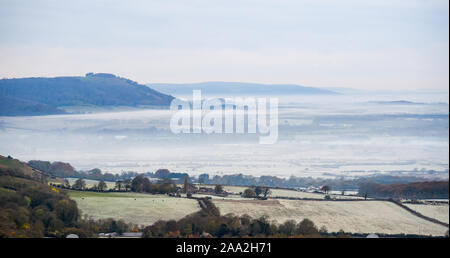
(28, 160, 190, 184)
(198, 173, 443, 190)
(130, 175, 177, 194)
(359, 181, 449, 199)
(28, 160, 141, 182)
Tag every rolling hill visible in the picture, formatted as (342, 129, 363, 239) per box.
(147, 81, 338, 96)
(0, 155, 48, 182)
(0, 73, 174, 116)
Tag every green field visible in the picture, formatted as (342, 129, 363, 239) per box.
(0, 155, 35, 174)
(0, 155, 44, 180)
(68, 191, 201, 226)
(0, 156, 22, 169)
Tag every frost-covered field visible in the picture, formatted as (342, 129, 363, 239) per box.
(204, 185, 363, 200)
(270, 189, 363, 200)
(69, 191, 200, 226)
(213, 199, 448, 236)
(404, 204, 449, 224)
(192, 193, 244, 200)
(66, 178, 116, 189)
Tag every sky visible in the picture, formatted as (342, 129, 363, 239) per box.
(0, 0, 448, 91)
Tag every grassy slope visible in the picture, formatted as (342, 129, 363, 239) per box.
(0, 155, 28, 170)
(68, 191, 201, 226)
(0, 155, 46, 181)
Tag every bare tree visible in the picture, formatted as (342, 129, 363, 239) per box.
(263, 187, 272, 198)
(98, 180, 107, 192)
(73, 178, 86, 190)
(116, 181, 123, 191)
(254, 186, 263, 197)
(123, 179, 131, 191)
(214, 184, 224, 194)
(321, 185, 330, 194)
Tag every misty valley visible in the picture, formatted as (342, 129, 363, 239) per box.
(1, 88, 447, 179)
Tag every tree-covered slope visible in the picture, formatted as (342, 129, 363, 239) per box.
(0, 73, 174, 116)
(0, 155, 82, 237)
(0, 94, 67, 116)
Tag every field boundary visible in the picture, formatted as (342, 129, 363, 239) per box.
(388, 200, 449, 228)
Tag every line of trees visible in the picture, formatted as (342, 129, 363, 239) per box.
(358, 181, 449, 199)
(130, 175, 177, 194)
(52, 176, 178, 195)
(197, 172, 443, 190)
(51, 178, 133, 192)
(27, 160, 141, 182)
(29, 158, 447, 197)
(29, 159, 191, 185)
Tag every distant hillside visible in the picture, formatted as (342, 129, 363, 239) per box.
(0, 73, 174, 116)
(0, 95, 67, 116)
(147, 81, 338, 96)
(370, 100, 424, 105)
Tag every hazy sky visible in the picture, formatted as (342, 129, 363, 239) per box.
(0, 0, 448, 91)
